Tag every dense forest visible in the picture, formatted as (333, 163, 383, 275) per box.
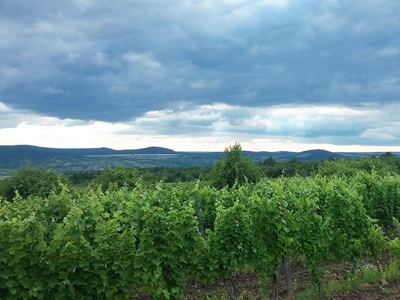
(1, 144, 400, 299)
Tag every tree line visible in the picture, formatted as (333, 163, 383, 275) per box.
(1, 143, 399, 201)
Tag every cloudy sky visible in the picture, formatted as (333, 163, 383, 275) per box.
(1, 0, 400, 152)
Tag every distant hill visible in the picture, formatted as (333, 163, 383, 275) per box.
(0, 145, 397, 173)
(0, 145, 176, 171)
(242, 149, 345, 161)
(124, 147, 176, 154)
(292, 149, 346, 161)
(338, 152, 400, 158)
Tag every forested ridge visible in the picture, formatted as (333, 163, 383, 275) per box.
(2, 144, 398, 173)
(1, 144, 400, 299)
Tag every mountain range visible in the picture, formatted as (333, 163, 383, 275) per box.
(0, 145, 398, 173)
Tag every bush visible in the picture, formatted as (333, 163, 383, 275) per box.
(0, 166, 66, 201)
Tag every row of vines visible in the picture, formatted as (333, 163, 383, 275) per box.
(1, 172, 400, 299)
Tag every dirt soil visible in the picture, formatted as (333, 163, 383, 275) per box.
(132, 277, 400, 300)
(132, 257, 400, 299)
(327, 280, 400, 300)
(183, 273, 400, 300)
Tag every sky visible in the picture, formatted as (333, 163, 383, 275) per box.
(1, 0, 400, 152)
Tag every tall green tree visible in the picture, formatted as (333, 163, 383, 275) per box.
(208, 143, 264, 188)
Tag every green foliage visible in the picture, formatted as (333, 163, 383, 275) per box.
(66, 171, 99, 187)
(0, 164, 396, 299)
(0, 182, 208, 299)
(0, 166, 66, 201)
(317, 157, 396, 177)
(132, 184, 206, 299)
(88, 166, 210, 192)
(380, 152, 400, 173)
(193, 184, 220, 232)
(247, 180, 296, 295)
(320, 177, 385, 264)
(208, 143, 264, 188)
(90, 166, 141, 192)
(355, 172, 400, 227)
(389, 238, 400, 257)
(205, 187, 253, 281)
(0, 187, 137, 299)
(259, 154, 400, 179)
(284, 177, 326, 287)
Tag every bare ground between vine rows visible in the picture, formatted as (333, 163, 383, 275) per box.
(182, 275, 400, 300)
(131, 255, 400, 299)
(132, 274, 400, 300)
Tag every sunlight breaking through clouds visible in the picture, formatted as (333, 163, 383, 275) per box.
(1, 101, 399, 151)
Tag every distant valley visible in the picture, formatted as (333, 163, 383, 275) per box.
(0, 145, 398, 174)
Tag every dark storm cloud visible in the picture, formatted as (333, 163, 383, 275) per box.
(1, 0, 399, 125)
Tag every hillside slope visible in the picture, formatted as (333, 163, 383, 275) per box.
(0, 145, 396, 172)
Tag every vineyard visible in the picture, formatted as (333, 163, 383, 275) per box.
(2, 170, 400, 299)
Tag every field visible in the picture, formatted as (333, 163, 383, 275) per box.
(2, 147, 400, 299)
(2, 173, 400, 299)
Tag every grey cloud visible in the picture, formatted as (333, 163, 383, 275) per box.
(1, 0, 399, 130)
(111, 102, 395, 147)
